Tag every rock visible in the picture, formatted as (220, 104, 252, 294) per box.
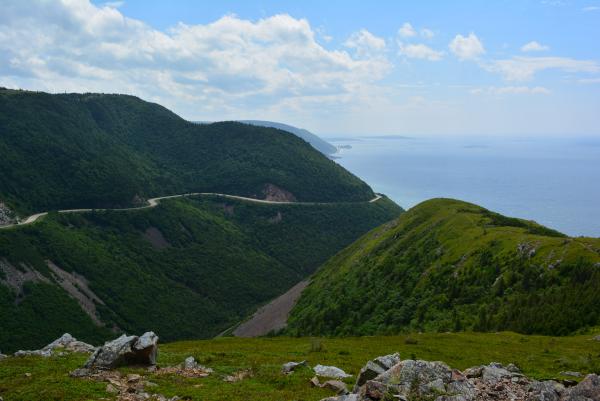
(563, 374, 600, 401)
(13, 333, 95, 358)
(84, 332, 158, 369)
(355, 353, 401, 388)
(310, 376, 321, 387)
(281, 360, 308, 374)
(527, 380, 565, 401)
(355, 360, 386, 388)
(314, 364, 352, 379)
(106, 383, 118, 394)
(183, 356, 198, 370)
(480, 362, 522, 384)
(374, 359, 452, 387)
(43, 333, 95, 354)
(14, 349, 52, 358)
(0, 351, 6, 361)
(560, 371, 583, 378)
(593, 335, 600, 342)
(24, 372, 31, 378)
(322, 380, 349, 395)
(373, 352, 401, 370)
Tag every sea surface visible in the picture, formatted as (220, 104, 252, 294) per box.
(327, 135, 600, 238)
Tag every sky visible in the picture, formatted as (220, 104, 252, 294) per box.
(1, 0, 599, 136)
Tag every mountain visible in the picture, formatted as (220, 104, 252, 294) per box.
(238, 120, 337, 155)
(0, 88, 371, 215)
(287, 198, 600, 337)
(0, 189, 401, 353)
(0, 88, 403, 352)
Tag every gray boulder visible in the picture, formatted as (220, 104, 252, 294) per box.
(355, 352, 401, 388)
(181, 356, 213, 373)
(43, 333, 95, 354)
(563, 374, 600, 401)
(13, 333, 95, 358)
(183, 356, 198, 370)
(527, 380, 565, 401)
(84, 331, 158, 369)
(322, 380, 350, 395)
(281, 360, 308, 374)
(480, 362, 522, 384)
(314, 364, 352, 379)
(593, 335, 600, 342)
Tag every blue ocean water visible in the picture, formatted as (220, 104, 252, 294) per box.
(328, 136, 600, 238)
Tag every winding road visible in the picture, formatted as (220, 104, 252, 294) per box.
(0, 192, 383, 230)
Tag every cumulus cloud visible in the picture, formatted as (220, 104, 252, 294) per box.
(470, 86, 551, 95)
(398, 43, 443, 61)
(344, 29, 387, 57)
(420, 28, 435, 39)
(449, 33, 485, 60)
(398, 22, 417, 38)
(485, 56, 600, 81)
(0, 0, 391, 119)
(521, 41, 549, 52)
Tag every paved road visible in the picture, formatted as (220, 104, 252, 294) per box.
(0, 192, 383, 230)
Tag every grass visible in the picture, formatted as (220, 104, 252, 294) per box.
(1, 332, 599, 401)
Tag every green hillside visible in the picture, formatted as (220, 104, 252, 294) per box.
(0, 195, 401, 353)
(0, 88, 373, 215)
(287, 198, 600, 336)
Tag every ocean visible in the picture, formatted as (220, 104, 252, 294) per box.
(328, 135, 600, 238)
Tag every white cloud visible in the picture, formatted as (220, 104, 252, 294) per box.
(578, 77, 600, 84)
(398, 22, 416, 38)
(521, 41, 549, 52)
(399, 43, 443, 61)
(0, 0, 392, 119)
(449, 33, 485, 60)
(420, 28, 434, 39)
(344, 29, 386, 57)
(582, 5, 600, 11)
(485, 56, 600, 81)
(470, 86, 551, 95)
(103, 1, 124, 8)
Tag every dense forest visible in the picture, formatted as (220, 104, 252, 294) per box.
(287, 198, 600, 336)
(0, 195, 402, 352)
(0, 88, 373, 215)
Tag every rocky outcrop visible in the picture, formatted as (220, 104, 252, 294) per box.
(83, 332, 158, 370)
(262, 183, 296, 202)
(14, 333, 95, 357)
(0, 202, 15, 226)
(319, 355, 600, 401)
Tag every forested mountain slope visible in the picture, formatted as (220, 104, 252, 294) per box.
(0, 195, 402, 352)
(287, 198, 600, 336)
(238, 120, 337, 155)
(0, 88, 372, 215)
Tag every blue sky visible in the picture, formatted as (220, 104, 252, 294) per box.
(1, 0, 599, 136)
